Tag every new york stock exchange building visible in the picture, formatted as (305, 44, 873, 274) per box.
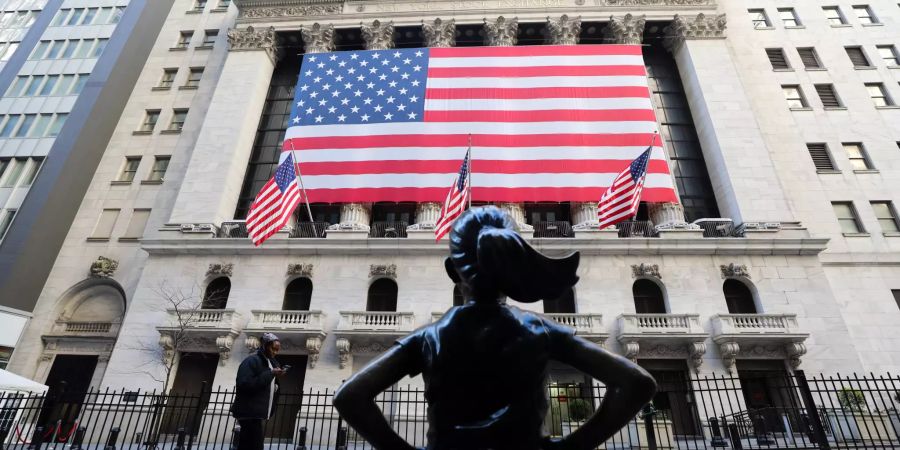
(6, 0, 900, 448)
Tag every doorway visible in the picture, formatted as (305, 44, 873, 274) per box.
(160, 353, 218, 435)
(265, 355, 308, 440)
(737, 360, 797, 435)
(641, 359, 701, 437)
(38, 355, 98, 435)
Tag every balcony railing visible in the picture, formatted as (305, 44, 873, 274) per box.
(163, 308, 241, 330)
(618, 313, 704, 335)
(290, 222, 328, 238)
(616, 221, 658, 238)
(369, 221, 408, 238)
(336, 311, 415, 332)
(51, 320, 119, 336)
(247, 310, 326, 331)
(545, 313, 604, 335)
(532, 221, 575, 238)
(218, 221, 248, 238)
(712, 313, 802, 336)
(694, 218, 741, 238)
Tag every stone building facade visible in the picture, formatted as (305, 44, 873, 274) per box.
(5, 0, 900, 409)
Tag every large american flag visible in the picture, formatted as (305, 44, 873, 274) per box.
(434, 148, 470, 241)
(597, 147, 652, 229)
(247, 153, 302, 246)
(282, 45, 677, 203)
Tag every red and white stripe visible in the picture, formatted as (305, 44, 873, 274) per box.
(284, 44, 677, 204)
(597, 165, 646, 229)
(434, 177, 470, 242)
(246, 178, 302, 246)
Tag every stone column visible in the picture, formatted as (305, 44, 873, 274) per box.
(663, 14, 793, 223)
(169, 26, 280, 227)
(483, 17, 531, 231)
(362, 19, 394, 50)
(408, 18, 457, 232)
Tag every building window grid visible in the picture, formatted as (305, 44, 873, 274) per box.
(175, 31, 192, 49)
(846, 46, 872, 67)
(192, 0, 207, 11)
(139, 110, 160, 132)
(147, 156, 170, 181)
(782, 85, 808, 108)
(815, 84, 843, 108)
(823, 6, 848, 25)
(184, 68, 203, 88)
(853, 5, 878, 24)
(748, 9, 771, 28)
(159, 69, 177, 88)
(866, 83, 893, 107)
(28, 38, 106, 60)
(169, 109, 188, 131)
(833, 202, 865, 234)
(778, 8, 801, 27)
(806, 143, 836, 171)
(877, 45, 900, 66)
(843, 143, 873, 170)
(118, 157, 140, 182)
(766, 48, 790, 70)
(0, 114, 68, 138)
(201, 30, 217, 47)
(0, 158, 25, 187)
(0, 209, 16, 241)
(871, 202, 900, 233)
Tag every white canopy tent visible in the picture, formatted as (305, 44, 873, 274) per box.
(0, 369, 47, 394)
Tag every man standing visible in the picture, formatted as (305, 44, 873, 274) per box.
(231, 333, 286, 450)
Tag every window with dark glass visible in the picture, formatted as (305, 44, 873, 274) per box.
(815, 84, 842, 108)
(283, 278, 313, 310)
(203, 277, 231, 309)
(797, 48, 823, 69)
(806, 143, 835, 171)
(832, 202, 864, 233)
(846, 46, 872, 67)
(723, 279, 757, 314)
(367, 278, 398, 312)
(633, 279, 666, 314)
(766, 48, 790, 70)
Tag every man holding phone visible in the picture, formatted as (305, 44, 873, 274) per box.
(230, 333, 286, 450)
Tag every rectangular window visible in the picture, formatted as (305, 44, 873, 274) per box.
(815, 84, 842, 108)
(0, 42, 19, 62)
(184, 68, 203, 87)
(797, 48, 823, 69)
(169, 109, 188, 131)
(122, 209, 151, 239)
(38, 74, 58, 96)
(29, 114, 53, 137)
(748, 9, 771, 28)
(50, 9, 68, 26)
(0, 160, 7, 179)
(853, 5, 878, 24)
(45, 39, 65, 59)
(823, 6, 848, 24)
(218, 0, 231, 7)
(71, 74, 89, 94)
(766, 48, 790, 70)
(90, 209, 120, 239)
(844, 143, 872, 170)
(807, 143, 835, 170)
(94, 7, 112, 24)
(46, 113, 67, 137)
(110, 6, 125, 24)
(23, 75, 43, 96)
(13, 114, 35, 138)
(0, 210, 16, 241)
(175, 31, 192, 49)
(72, 39, 92, 59)
(833, 202, 864, 233)
(778, 8, 801, 26)
(866, 83, 893, 107)
(201, 30, 217, 47)
(877, 45, 900, 66)
(6, 76, 28, 96)
(147, 156, 170, 181)
(193, 0, 207, 11)
(140, 110, 160, 132)
(20, 157, 42, 185)
(55, 74, 75, 95)
(60, 39, 76, 59)
(782, 85, 808, 108)
(871, 201, 900, 233)
(159, 68, 177, 88)
(118, 157, 140, 182)
(1, 159, 25, 187)
(846, 46, 871, 67)
(66, 8, 83, 25)
(29, 40, 49, 59)
(91, 39, 108, 58)
(0, 116, 20, 138)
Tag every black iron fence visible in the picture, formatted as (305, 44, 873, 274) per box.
(533, 221, 575, 238)
(2, 372, 899, 450)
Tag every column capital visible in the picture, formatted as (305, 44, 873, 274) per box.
(362, 19, 395, 50)
(484, 16, 518, 47)
(546, 14, 581, 45)
(604, 14, 646, 45)
(423, 18, 456, 48)
(227, 25, 280, 63)
(663, 13, 727, 53)
(301, 22, 335, 54)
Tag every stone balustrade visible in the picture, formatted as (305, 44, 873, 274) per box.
(619, 313, 704, 335)
(712, 313, 801, 335)
(53, 321, 118, 335)
(336, 311, 415, 332)
(247, 310, 325, 331)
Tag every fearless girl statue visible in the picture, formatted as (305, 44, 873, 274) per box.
(334, 206, 656, 450)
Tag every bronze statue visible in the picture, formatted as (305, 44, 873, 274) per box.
(333, 206, 656, 450)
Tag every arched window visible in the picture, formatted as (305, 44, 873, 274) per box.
(633, 279, 666, 314)
(452, 284, 465, 306)
(544, 288, 576, 314)
(283, 278, 313, 310)
(202, 277, 231, 309)
(367, 278, 398, 312)
(723, 279, 758, 314)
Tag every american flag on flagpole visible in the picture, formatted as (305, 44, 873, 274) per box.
(280, 45, 678, 204)
(597, 145, 653, 229)
(246, 153, 303, 246)
(434, 148, 471, 241)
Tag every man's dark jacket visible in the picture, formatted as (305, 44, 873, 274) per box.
(230, 350, 281, 419)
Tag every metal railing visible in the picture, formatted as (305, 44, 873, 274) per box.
(289, 222, 328, 238)
(217, 221, 248, 238)
(369, 221, 409, 238)
(617, 220, 659, 238)
(532, 221, 575, 238)
(694, 219, 739, 238)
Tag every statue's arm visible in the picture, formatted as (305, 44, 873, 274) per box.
(546, 335, 657, 450)
(332, 345, 420, 450)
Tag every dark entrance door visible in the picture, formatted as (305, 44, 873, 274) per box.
(642, 360, 701, 437)
(265, 355, 308, 440)
(160, 353, 218, 435)
(38, 355, 98, 439)
(737, 361, 796, 434)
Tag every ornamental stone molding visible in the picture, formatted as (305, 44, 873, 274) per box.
(301, 23, 335, 54)
(306, 337, 323, 368)
(720, 263, 750, 279)
(407, 202, 442, 231)
(362, 19, 394, 50)
(180, 223, 217, 234)
(370, 264, 397, 279)
(89, 256, 119, 278)
(484, 16, 518, 47)
(216, 334, 235, 366)
(227, 25, 280, 63)
(547, 15, 581, 45)
(245, 335, 261, 351)
(786, 342, 807, 369)
(601, 0, 714, 5)
(622, 341, 640, 361)
(287, 263, 313, 277)
(237, 3, 342, 19)
(207, 263, 234, 278)
(336, 337, 351, 369)
(604, 14, 646, 45)
(688, 342, 706, 372)
(631, 263, 661, 280)
(718, 341, 740, 373)
(423, 18, 455, 48)
(158, 334, 176, 364)
(649, 202, 698, 230)
(663, 13, 727, 53)
(330, 202, 371, 231)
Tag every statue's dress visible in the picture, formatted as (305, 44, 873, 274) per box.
(397, 302, 574, 450)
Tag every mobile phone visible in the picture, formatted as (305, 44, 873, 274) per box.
(282, 365, 292, 372)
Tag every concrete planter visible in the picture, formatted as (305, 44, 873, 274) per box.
(627, 419, 675, 450)
(827, 410, 898, 442)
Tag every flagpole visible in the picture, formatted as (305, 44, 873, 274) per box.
(466, 133, 473, 209)
(287, 138, 315, 223)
